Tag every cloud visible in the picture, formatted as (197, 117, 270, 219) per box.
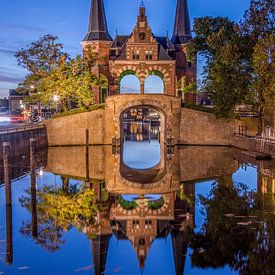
(0, 48, 16, 55)
(0, 23, 46, 34)
(0, 75, 24, 83)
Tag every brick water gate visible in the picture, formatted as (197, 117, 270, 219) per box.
(104, 94, 181, 145)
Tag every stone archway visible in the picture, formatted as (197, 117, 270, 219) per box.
(104, 94, 181, 144)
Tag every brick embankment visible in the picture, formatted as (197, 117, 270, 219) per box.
(0, 124, 48, 155)
(232, 135, 275, 158)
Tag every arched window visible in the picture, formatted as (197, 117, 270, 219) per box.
(144, 71, 164, 94)
(119, 70, 140, 94)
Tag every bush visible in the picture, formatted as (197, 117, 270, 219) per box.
(182, 102, 214, 114)
(53, 104, 105, 119)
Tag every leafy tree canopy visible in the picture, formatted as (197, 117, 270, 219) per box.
(188, 0, 274, 123)
(16, 34, 103, 112)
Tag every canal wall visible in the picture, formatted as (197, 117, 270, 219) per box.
(0, 125, 48, 184)
(0, 125, 48, 156)
(45, 109, 105, 146)
(44, 103, 258, 147)
(233, 136, 275, 158)
(179, 108, 238, 146)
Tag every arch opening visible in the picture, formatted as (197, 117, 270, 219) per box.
(144, 71, 164, 94)
(119, 70, 140, 94)
(121, 106, 162, 170)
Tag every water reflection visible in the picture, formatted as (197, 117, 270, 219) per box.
(122, 107, 161, 170)
(0, 144, 274, 275)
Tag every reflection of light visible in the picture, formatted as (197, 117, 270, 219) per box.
(0, 117, 11, 122)
(39, 169, 44, 176)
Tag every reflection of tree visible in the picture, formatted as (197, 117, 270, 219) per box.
(19, 184, 99, 252)
(191, 176, 275, 274)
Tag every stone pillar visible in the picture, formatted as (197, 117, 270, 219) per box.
(140, 81, 145, 95)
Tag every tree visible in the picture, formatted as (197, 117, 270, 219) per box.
(16, 35, 101, 111)
(19, 183, 100, 252)
(190, 176, 275, 274)
(188, 17, 254, 119)
(241, 0, 275, 132)
(15, 34, 64, 78)
(242, 0, 275, 40)
(251, 34, 275, 131)
(32, 54, 100, 111)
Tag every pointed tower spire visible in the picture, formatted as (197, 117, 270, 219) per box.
(171, 0, 192, 44)
(83, 0, 112, 41)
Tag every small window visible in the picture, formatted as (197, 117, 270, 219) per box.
(188, 61, 192, 68)
(133, 51, 140, 60)
(100, 87, 108, 103)
(146, 50, 153, 60)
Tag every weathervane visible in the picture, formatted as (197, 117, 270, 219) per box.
(140, 0, 145, 8)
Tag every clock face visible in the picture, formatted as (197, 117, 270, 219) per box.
(138, 32, 146, 41)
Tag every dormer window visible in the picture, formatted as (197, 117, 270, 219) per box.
(146, 50, 153, 60)
(133, 51, 140, 60)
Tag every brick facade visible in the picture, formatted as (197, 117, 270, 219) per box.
(82, 1, 196, 104)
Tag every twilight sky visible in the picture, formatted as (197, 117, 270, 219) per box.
(0, 0, 251, 98)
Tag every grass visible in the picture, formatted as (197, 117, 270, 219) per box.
(53, 104, 105, 119)
(182, 102, 214, 114)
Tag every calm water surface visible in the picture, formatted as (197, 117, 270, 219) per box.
(0, 133, 274, 275)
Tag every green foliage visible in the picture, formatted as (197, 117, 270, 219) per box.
(15, 34, 64, 77)
(147, 197, 165, 210)
(251, 34, 275, 113)
(188, 17, 254, 119)
(241, 0, 275, 40)
(19, 184, 100, 251)
(52, 104, 105, 119)
(190, 176, 275, 274)
(182, 102, 214, 114)
(118, 196, 138, 210)
(188, 1, 274, 121)
(16, 35, 101, 112)
(183, 81, 197, 94)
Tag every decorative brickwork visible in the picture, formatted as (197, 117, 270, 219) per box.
(82, 0, 196, 103)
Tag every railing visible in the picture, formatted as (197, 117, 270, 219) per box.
(235, 126, 275, 144)
(0, 124, 46, 135)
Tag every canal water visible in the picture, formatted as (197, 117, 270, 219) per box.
(0, 126, 274, 274)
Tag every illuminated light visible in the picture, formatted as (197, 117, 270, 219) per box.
(53, 95, 60, 102)
(30, 85, 35, 89)
(0, 117, 11, 122)
(39, 169, 44, 176)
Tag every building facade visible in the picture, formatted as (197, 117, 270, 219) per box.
(8, 89, 27, 115)
(82, 0, 196, 104)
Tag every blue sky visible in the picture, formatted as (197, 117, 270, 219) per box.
(0, 0, 251, 98)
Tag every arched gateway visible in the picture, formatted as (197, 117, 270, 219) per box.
(104, 94, 181, 145)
